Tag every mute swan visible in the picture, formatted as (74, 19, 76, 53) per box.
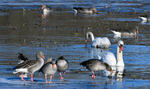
(85, 32, 111, 49)
(102, 40, 124, 77)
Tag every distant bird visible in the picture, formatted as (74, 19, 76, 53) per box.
(80, 59, 113, 79)
(73, 7, 98, 14)
(111, 27, 139, 38)
(40, 58, 57, 83)
(13, 51, 45, 81)
(41, 5, 51, 18)
(85, 32, 111, 49)
(139, 15, 150, 24)
(56, 56, 69, 80)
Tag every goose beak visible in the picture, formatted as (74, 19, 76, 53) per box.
(85, 39, 88, 48)
(110, 70, 113, 73)
(42, 55, 45, 59)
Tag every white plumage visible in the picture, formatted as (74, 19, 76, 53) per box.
(85, 32, 111, 49)
(101, 40, 124, 77)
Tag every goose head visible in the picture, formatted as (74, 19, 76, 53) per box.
(118, 40, 124, 51)
(41, 5, 46, 10)
(51, 59, 56, 69)
(91, 8, 98, 14)
(36, 51, 45, 60)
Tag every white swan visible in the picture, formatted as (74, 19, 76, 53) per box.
(102, 40, 124, 77)
(85, 32, 111, 49)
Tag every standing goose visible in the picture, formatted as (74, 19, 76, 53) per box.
(85, 32, 111, 48)
(56, 56, 69, 80)
(73, 7, 98, 14)
(80, 59, 113, 79)
(40, 58, 57, 83)
(13, 51, 45, 81)
(102, 40, 124, 77)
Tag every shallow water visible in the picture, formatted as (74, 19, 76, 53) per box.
(0, 0, 150, 89)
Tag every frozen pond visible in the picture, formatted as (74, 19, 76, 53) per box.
(0, 0, 150, 89)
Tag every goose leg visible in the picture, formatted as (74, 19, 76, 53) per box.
(49, 75, 53, 83)
(45, 74, 47, 83)
(59, 72, 63, 80)
(92, 71, 96, 79)
(31, 74, 33, 82)
(21, 73, 25, 81)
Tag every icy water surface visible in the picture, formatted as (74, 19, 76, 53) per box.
(0, 0, 150, 89)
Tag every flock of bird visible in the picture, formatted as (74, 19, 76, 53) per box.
(12, 30, 131, 83)
(11, 5, 143, 84)
(41, 5, 149, 24)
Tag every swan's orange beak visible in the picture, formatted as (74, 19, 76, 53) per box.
(120, 45, 123, 51)
(52, 64, 55, 69)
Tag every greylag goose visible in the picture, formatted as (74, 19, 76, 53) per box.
(111, 27, 139, 38)
(80, 59, 113, 79)
(85, 32, 111, 49)
(139, 15, 150, 24)
(56, 56, 69, 80)
(13, 51, 45, 81)
(40, 58, 57, 83)
(41, 5, 51, 18)
(73, 7, 98, 14)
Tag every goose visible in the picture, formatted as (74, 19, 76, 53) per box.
(111, 27, 139, 38)
(85, 32, 111, 49)
(41, 5, 51, 18)
(139, 15, 150, 23)
(13, 51, 45, 81)
(73, 7, 98, 14)
(40, 58, 57, 83)
(80, 59, 113, 79)
(56, 56, 69, 80)
(102, 40, 124, 77)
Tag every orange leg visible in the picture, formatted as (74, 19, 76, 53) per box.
(92, 71, 96, 79)
(59, 73, 63, 80)
(31, 74, 34, 82)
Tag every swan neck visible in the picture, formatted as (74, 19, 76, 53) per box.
(117, 46, 124, 66)
(87, 32, 95, 41)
